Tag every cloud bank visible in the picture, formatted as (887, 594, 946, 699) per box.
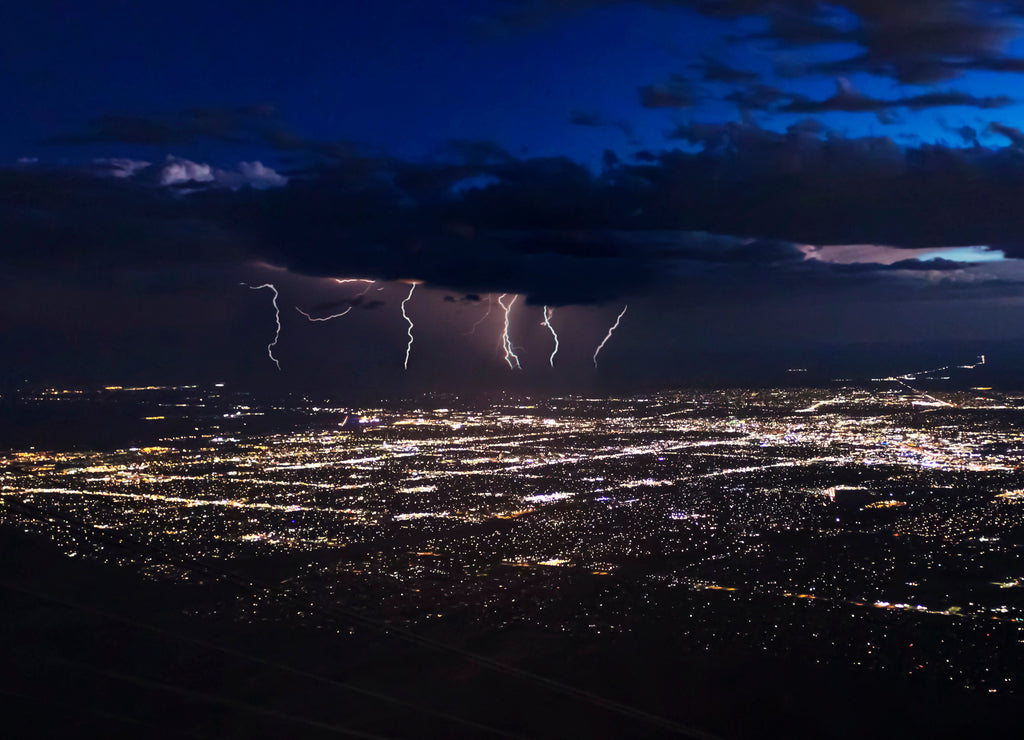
(5, 113, 1023, 305)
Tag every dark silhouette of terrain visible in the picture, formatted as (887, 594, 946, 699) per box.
(1, 526, 1021, 740)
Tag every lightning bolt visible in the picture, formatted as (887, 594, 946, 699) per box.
(401, 283, 417, 370)
(352, 281, 376, 298)
(244, 283, 282, 371)
(593, 305, 627, 368)
(295, 279, 375, 322)
(350, 281, 377, 299)
(466, 294, 494, 335)
(497, 293, 521, 369)
(295, 305, 352, 322)
(542, 306, 559, 367)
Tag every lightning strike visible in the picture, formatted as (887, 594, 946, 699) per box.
(593, 305, 627, 368)
(295, 306, 352, 322)
(351, 281, 376, 299)
(497, 294, 521, 369)
(401, 283, 417, 370)
(243, 283, 282, 371)
(542, 306, 559, 367)
(466, 294, 494, 335)
(295, 280, 375, 322)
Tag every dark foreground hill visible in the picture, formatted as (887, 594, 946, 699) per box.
(0, 527, 1020, 740)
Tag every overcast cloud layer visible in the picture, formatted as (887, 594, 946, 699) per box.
(5, 114, 1024, 306)
(7, 2, 1024, 312)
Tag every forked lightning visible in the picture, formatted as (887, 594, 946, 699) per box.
(497, 294, 522, 369)
(244, 283, 282, 371)
(542, 306, 559, 367)
(593, 305, 627, 368)
(402, 283, 417, 370)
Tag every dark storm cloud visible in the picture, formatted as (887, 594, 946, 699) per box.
(721, 1, 1024, 84)
(987, 121, 1024, 147)
(779, 79, 1013, 115)
(780, 2, 1024, 84)
(938, 118, 980, 145)
(722, 77, 1012, 117)
(637, 233, 805, 264)
(51, 115, 196, 147)
(786, 118, 827, 136)
(724, 84, 789, 112)
(181, 125, 1024, 299)
(568, 111, 639, 145)
(307, 294, 383, 314)
(832, 257, 968, 273)
(443, 139, 515, 165)
(48, 105, 378, 169)
(692, 54, 760, 85)
(639, 75, 696, 109)
(12, 114, 1024, 305)
(630, 117, 1024, 253)
(49, 105, 279, 147)
(495, 1, 1024, 84)
(0, 168, 245, 271)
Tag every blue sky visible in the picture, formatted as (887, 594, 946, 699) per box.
(8, 1, 1024, 168)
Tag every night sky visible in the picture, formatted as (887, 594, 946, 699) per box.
(7, 0, 1024, 397)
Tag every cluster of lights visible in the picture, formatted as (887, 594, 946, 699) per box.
(3, 384, 1024, 692)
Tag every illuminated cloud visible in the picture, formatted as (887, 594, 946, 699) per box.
(638, 74, 695, 109)
(156, 156, 287, 190)
(159, 156, 215, 186)
(86, 155, 289, 191)
(217, 161, 288, 190)
(801, 244, 1006, 266)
